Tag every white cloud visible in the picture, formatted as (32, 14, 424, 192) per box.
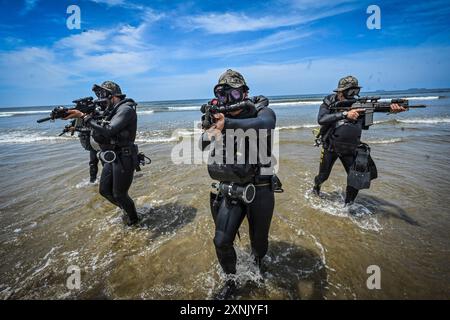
(57, 24, 157, 77)
(120, 46, 450, 101)
(289, 0, 359, 9)
(230, 46, 450, 94)
(56, 30, 108, 57)
(205, 30, 312, 57)
(56, 24, 151, 56)
(172, 29, 313, 59)
(1, 45, 449, 106)
(91, 0, 126, 6)
(185, 13, 303, 34)
(74, 51, 154, 77)
(183, 4, 356, 34)
(0, 47, 75, 89)
(143, 8, 166, 24)
(89, 0, 163, 14)
(0, 20, 158, 93)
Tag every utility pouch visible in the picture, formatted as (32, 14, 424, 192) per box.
(347, 144, 374, 190)
(271, 175, 284, 193)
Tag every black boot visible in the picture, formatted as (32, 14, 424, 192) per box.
(89, 166, 98, 183)
(254, 256, 264, 273)
(213, 280, 236, 300)
(122, 213, 140, 226)
(312, 184, 321, 196)
(344, 200, 354, 207)
(345, 186, 358, 206)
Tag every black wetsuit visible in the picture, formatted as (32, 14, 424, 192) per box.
(203, 96, 277, 274)
(314, 94, 363, 203)
(88, 149, 99, 181)
(85, 99, 138, 222)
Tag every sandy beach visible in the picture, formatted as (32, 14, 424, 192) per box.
(0, 91, 449, 299)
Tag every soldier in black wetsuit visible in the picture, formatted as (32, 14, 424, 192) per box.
(67, 118, 100, 183)
(313, 76, 406, 205)
(64, 81, 139, 226)
(201, 70, 281, 299)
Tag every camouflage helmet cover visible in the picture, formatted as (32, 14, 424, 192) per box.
(93, 81, 124, 97)
(334, 75, 362, 92)
(217, 69, 249, 90)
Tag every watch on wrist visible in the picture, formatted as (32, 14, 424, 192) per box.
(342, 111, 348, 118)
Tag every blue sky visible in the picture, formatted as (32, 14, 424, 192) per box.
(0, 0, 449, 107)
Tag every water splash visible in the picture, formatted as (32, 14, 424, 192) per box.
(304, 188, 382, 232)
(75, 178, 98, 189)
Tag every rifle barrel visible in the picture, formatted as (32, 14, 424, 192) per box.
(36, 116, 52, 123)
(408, 105, 427, 108)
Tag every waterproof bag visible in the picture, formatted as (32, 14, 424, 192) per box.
(347, 144, 373, 190)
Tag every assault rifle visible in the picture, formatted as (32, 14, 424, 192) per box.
(37, 97, 105, 123)
(329, 96, 426, 127)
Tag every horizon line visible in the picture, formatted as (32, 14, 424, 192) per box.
(1, 87, 449, 109)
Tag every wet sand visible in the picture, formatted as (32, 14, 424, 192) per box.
(1, 93, 449, 299)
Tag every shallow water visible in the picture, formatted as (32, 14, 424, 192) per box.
(0, 91, 449, 299)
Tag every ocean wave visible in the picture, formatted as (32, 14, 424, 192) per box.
(137, 110, 154, 115)
(0, 132, 72, 144)
(398, 118, 450, 124)
(135, 129, 195, 144)
(373, 119, 399, 125)
(0, 129, 197, 145)
(142, 101, 321, 112)
(277, 124, 318, 130)
(403, 96, 440, 101)
(375, 96, 440, 102)
(167, 106, 200, 111)
(0, 110, 52, 117)
(269, 95, 440, 107)
(374, 117, 450, 125)
(135, 136, 178, 144)
(0, 94, 441, 118)
(366, 138, 403, 144)
(141, 106, 200, 113)
(271, 100, 322, 107)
